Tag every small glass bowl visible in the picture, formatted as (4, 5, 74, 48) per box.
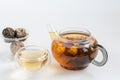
(15, 45, 50, 72)
(2, 28, 29, 43)
(3, 35, 29, 43)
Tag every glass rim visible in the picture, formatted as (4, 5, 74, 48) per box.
(15, 45, 48, 62)
(59, 27, 91, 35)
(58, 27, 91, 43)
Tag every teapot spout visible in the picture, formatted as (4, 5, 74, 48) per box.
(47, 24, 58, 40)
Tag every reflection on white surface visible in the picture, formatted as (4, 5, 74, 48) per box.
(46, 61, 95, 79)
(0, 61, 94, 80)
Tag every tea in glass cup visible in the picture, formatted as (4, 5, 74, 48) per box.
(15, 46, 50, 71)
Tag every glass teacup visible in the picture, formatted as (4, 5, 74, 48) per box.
(15, 45, 50, 71)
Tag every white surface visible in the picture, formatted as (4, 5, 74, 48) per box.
(0, 0, 120, 80)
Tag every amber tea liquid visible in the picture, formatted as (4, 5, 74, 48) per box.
(52, 32, 98, 70)
(49, 32, 57, 40)
(17, 50, 47, 71)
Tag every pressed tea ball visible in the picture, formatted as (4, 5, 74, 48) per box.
(10, 41, 24, 55)
(15, 28, 28, 38)
(2, 27, 15, 38)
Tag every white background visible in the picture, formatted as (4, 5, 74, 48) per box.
(0, 0, 120, 80)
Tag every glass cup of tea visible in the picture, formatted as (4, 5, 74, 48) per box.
(15, 45, 50, 71)
(48, 26, 108, 70)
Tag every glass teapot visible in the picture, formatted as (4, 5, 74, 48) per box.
(48, 25, 108, 70)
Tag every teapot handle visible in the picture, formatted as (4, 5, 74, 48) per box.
(92, 44, 108, 66)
